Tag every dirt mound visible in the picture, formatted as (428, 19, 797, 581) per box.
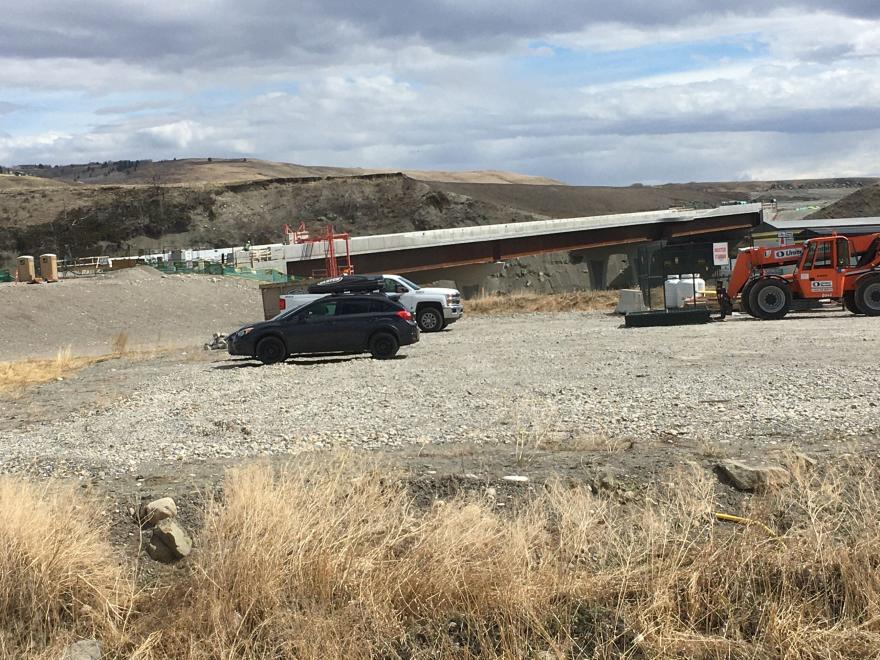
(808, 183, 880, 219)
(0, 268, 263, 360)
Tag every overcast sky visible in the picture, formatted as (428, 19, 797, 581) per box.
(1, 1, 879, 184)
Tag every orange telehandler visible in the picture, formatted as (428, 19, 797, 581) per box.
(716, 233, 880, 320)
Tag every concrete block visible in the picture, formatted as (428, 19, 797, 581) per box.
(615, 289, 647, 315)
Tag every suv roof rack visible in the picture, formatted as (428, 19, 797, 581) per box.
(307, 275, 384, 295)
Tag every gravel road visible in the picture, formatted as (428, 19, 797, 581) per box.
(2, 310, 879, 482)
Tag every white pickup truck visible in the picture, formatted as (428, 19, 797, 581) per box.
(278, 274, 463, 332)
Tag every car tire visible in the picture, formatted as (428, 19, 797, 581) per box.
(416, 305, 444, 332)
(855, 275, 880, 316)
(369, 332, 399, 359)
(256, 336, 286, 365)
(843, 290, 862, 315)
(748, 278, 792, 320)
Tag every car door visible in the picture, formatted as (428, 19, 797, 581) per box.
(282, 299, 339, 353)
(383, 277, 413, 311)
(333, 298, 375, 350)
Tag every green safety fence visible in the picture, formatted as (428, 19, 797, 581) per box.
(152, 261, 294, 283)
(0, 269, 12, 283)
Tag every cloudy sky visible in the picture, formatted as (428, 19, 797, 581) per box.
(1, 1, 879, 184)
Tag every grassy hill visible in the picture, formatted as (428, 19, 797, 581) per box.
(14, 158, 564, 186)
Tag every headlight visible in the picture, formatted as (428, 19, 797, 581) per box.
(445, 294, 453, 304)
(236, 327, 254, 338)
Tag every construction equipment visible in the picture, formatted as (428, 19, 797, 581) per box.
(283, 222, 354, 278)
(717, 233, 880, 319)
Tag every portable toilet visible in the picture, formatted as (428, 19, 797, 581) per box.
(39, 254, 58, 282)
(17, 255, 35, 282)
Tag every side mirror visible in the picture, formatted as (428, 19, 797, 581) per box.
(395, 285, 407, 293)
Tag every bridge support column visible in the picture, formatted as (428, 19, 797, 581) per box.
(587, 257, 609, 290)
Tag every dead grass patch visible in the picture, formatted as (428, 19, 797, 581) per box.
(467, 290, 618, 314)
(0, 478, 131, 659)
(0, 347, 105, 394)
(5, 456, 880, 657)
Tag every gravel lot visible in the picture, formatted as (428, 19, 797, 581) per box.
(2, 310, 879, 483)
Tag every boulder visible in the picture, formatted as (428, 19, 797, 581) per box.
(152, 518, 192, 559)
(145, 536, 178, 564)
(62, 640, 102, 660)
(141, 497, 177, 525)
(717, 460, 790, 492)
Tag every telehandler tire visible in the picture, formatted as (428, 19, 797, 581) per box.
(748, 278, 792, 320)
(843, 291, 863, 315)
(855, 275, 880, 316)
(739, 280, 756, 317)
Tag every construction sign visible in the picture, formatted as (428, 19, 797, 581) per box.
(712, 242, 729, 266)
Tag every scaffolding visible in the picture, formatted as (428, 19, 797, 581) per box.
(285, 222, 354, 278)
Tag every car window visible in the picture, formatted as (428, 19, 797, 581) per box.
(383, 278, 397, 293)
(305, 301, 337, 317)
(369, 299, 397, 313)
(336, 299, 372, 315)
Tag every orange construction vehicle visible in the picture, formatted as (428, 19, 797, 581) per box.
(717, 233, 880, 320)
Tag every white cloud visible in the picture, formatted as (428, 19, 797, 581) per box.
(0, 3, 878, 183)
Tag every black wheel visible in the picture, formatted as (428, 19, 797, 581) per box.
(739, 280, 756, 317)
(748, 278, 792, 320)
(843, 291, 863, 315)
(256, 336, 286, 364)
(416, 306, 444, 332)
(855, 275, 880, 316)
(369, 332, 399, 359)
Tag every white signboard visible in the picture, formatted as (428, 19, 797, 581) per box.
(712, 242, 729, 266)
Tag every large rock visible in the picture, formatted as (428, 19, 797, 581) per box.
(152, 519, 192, 559)
(717, 460, 790, 492)
(145, 536, 178, 564)
(141, 497, 177, 525)
(62, 639, 102, 660)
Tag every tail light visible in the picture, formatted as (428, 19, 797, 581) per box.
(279, 298, 286, 311)
(395, 309, 412, 321)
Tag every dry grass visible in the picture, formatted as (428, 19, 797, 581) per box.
(6, 456, 880, 657)
(0, 347, 102, 394)
(467, 290, 619, 315)
(0, 337, 170, 394)
(0, 478, 130, 658)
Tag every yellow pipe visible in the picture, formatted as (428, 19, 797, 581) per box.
(714, 512, 779, 541)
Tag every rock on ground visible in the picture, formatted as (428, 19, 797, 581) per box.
(62, 639, 102, 660)
(141, 497, 177, 525)
(152, 518, 193, 559)
(717, 460, 791, 492)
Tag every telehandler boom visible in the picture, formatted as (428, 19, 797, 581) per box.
(717, 233, 880, 320)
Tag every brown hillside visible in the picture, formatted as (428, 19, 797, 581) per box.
(807, 183, 880, 219)
(0, 173, 541, 265)
(15, 158, 563, 186)
(0, 174, 70, 190)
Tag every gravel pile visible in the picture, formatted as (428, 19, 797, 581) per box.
(2, 311, 879, 478)
(0, 266, 263, 360)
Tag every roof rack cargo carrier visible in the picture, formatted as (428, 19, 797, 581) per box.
(307, 275, 384, 295)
